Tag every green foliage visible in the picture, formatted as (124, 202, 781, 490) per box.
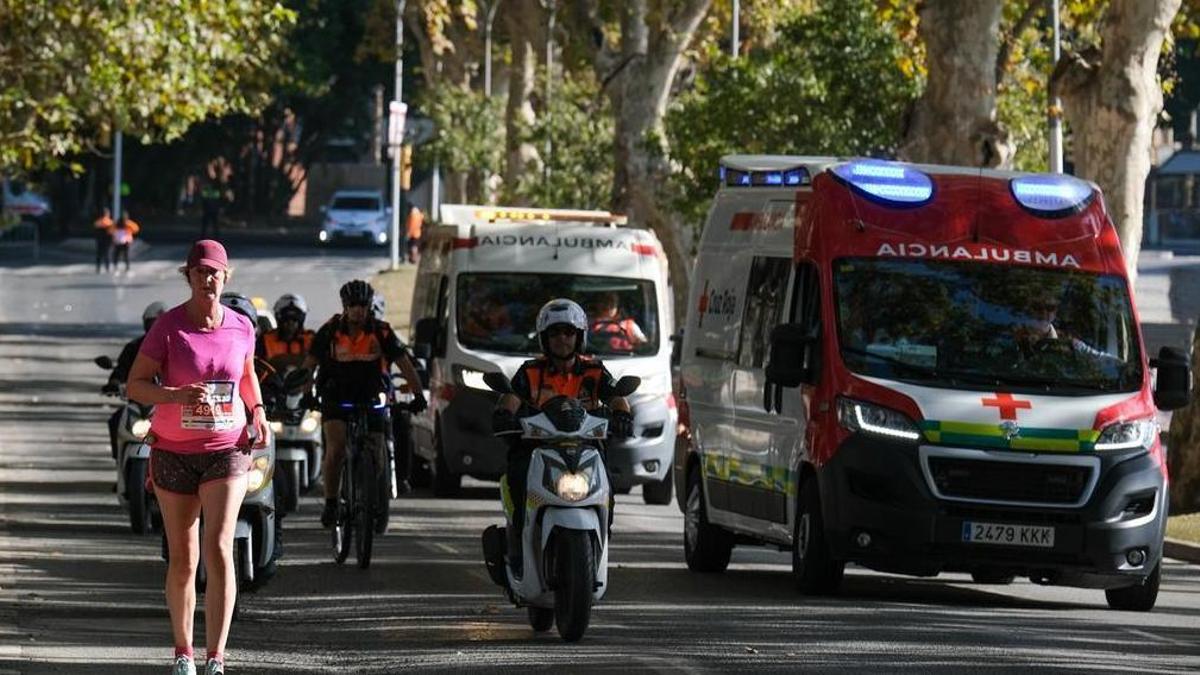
(512, 72, 614, 210)
(418, 85, 504, 187)
(665, 0, 921, 225)
(0, 0, 297, 172)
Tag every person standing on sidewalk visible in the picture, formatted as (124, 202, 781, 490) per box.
(200, 183, 222, 238)
(93, 208, 114, 273)
(405, 205, 424, 264)
(126, 240, 268, 675)
(111, 211, 141, 273)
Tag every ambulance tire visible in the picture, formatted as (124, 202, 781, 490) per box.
(432, 430, 461, 497)
(684, 466, 732, 573)
(1105, 561, 1160, 612)
(792, 476, 844, 595)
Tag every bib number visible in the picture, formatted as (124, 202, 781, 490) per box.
(182, 381, 237, 431)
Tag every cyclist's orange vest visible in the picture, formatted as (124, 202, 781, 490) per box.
(524, 356, 606, 407)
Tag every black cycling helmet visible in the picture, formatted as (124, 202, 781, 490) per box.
(339, 279, 375, 307)
(219, 292, 258, 324)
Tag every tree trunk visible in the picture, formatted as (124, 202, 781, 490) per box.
(502, 0, 542, 203)
(585, 0, 712, 324)
(900, 0, 1010, 168)
(1055, 0, 1181, 277)
(1168, 325, 1200, 514)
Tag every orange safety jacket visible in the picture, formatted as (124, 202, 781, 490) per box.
(261, 329, 314, 372)
(514, 355, 614, 408)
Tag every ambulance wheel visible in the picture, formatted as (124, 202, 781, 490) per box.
(683, 466, 732, 573)
(1105, 562, 1160, 612)
(642, 475, 673, 505)
(792, 476, 844, 595)
(432, 431, 461, 497)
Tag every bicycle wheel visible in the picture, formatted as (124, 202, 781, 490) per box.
(332, 454, 353, 564)
(356, 449, 376, 569)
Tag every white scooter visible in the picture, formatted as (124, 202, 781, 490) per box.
(265, 367, 322, 514)
(95, 355, 159, 534)
(480, 372, 639, 642)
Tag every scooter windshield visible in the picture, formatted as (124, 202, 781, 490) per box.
(833, 257, 1143, 394)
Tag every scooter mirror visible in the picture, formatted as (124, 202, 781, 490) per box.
(95, 355, 114, 370)
(483, 372, 512, 394)
(613, 375, 641, 397)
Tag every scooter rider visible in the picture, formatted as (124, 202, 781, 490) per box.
(260, 293, 314, 373)
(493, 299, 635, 575)
(303, 280, 427, 529)
(102, 301, 166, 458)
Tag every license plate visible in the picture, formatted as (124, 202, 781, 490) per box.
(962, 521, 1055, 548)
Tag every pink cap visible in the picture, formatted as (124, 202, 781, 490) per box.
(187, 239, 229, 270)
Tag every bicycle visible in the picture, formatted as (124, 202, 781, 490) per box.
(331, 398, 390, 569)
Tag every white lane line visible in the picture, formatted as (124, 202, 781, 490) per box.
(1122, 627, 1191, 647)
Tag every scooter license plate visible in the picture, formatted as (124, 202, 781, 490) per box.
(962, 521, 1054, 548)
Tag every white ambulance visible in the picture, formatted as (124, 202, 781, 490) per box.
(408, 205, 678, 503)
(675, 155, 1191, 610)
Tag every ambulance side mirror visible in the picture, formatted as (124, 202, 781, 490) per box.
(766, 323, 817, 388)
(414, 317, 439, 351)
(1151, 345, 1191, 411)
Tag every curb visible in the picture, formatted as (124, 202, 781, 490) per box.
(1164, 537, 1200, 565)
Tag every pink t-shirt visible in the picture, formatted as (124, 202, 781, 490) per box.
(139, 303, 257, 453)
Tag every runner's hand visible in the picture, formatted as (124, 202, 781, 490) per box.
(251, 407, 270, 449)
(172, 383, 209, 405)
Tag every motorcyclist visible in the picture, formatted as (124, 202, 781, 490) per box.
(259, 293, 315, 374)
(493, 298, 634, 576)
(302, 280, 427, 531)
(102, 301, 166, 459)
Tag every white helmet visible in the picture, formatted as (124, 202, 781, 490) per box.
(142, 301, 166, 332)
(273, 293, 308, 326)
(371, 294, 386, 322)
(536, 298, 588, 355)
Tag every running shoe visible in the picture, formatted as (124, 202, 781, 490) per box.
(171, 656, 196, 675)
(204, 658, 225, 675)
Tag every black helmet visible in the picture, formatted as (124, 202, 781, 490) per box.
(219, 292, 258, 324)
(339, 280, 375, 307)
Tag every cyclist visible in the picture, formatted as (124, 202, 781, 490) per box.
(102, 301, 166, 458)
(303, 280, 426, 531)
(492, 299, 634, 575)
(259, 293, 314, 373)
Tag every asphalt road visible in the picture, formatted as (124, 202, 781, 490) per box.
(2, 245, 1198, 673)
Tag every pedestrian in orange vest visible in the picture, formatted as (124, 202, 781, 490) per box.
(111, 211, 141, 273)
(94, 208, 114, 273)
(405, 205, 423, 264)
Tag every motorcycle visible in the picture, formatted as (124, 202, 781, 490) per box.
(480, 372, 639, 642)
(95, 355, 159, 534)
(264, 367, 322, 514)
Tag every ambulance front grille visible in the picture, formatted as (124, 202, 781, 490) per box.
(927, 456, 1092, 506)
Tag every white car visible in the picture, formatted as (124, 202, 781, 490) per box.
(318, 190, 391, 246)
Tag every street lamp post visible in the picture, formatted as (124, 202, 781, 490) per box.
(389, 0, 408, 270)
(112, 131, 123, 220)
(732, 0, 739, 57)
(482, 0, 501, 97)
(1049, 0, 1063, 173)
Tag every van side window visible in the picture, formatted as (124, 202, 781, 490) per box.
(737, 257, 792, 369)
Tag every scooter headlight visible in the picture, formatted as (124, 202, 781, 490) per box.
(270, 421, 284, 434)
(555, 472, 591, 502)
(247, 456, 272, 493)
(300, 415, 320, 433)
(130, 418, 152, 439)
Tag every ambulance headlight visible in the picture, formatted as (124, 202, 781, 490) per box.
(837, 397, 921, 442)
(247, 456, 273, 493)
(831, 159, 933, 206)
(300, 415, 320, 433)
(1094, 419, 1157, 452)
(270, 421, 284, 434)
(130, 418, 152, 439)
(1010, 174, 1095, 217)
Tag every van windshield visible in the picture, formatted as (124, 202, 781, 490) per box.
(833, 258, 1142, 393)
(456, 273, 659, 357)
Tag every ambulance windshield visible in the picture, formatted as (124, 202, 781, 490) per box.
(834, 258, 1142, 393)
(456, 273, 659, 357)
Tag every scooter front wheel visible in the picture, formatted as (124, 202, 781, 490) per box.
(553, 530, 595, 642)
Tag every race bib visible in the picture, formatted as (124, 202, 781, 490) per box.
(181, 381, 237, 431)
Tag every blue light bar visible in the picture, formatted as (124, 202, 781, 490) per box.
(831, 159, 933, 206)
(1010, 174, 1094, 217)
(721, 164, 810, 188)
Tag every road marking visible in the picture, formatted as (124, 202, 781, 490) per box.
(1123, 627, 1190, 646)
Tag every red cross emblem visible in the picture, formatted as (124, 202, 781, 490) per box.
(981, 392, 1032, 421)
